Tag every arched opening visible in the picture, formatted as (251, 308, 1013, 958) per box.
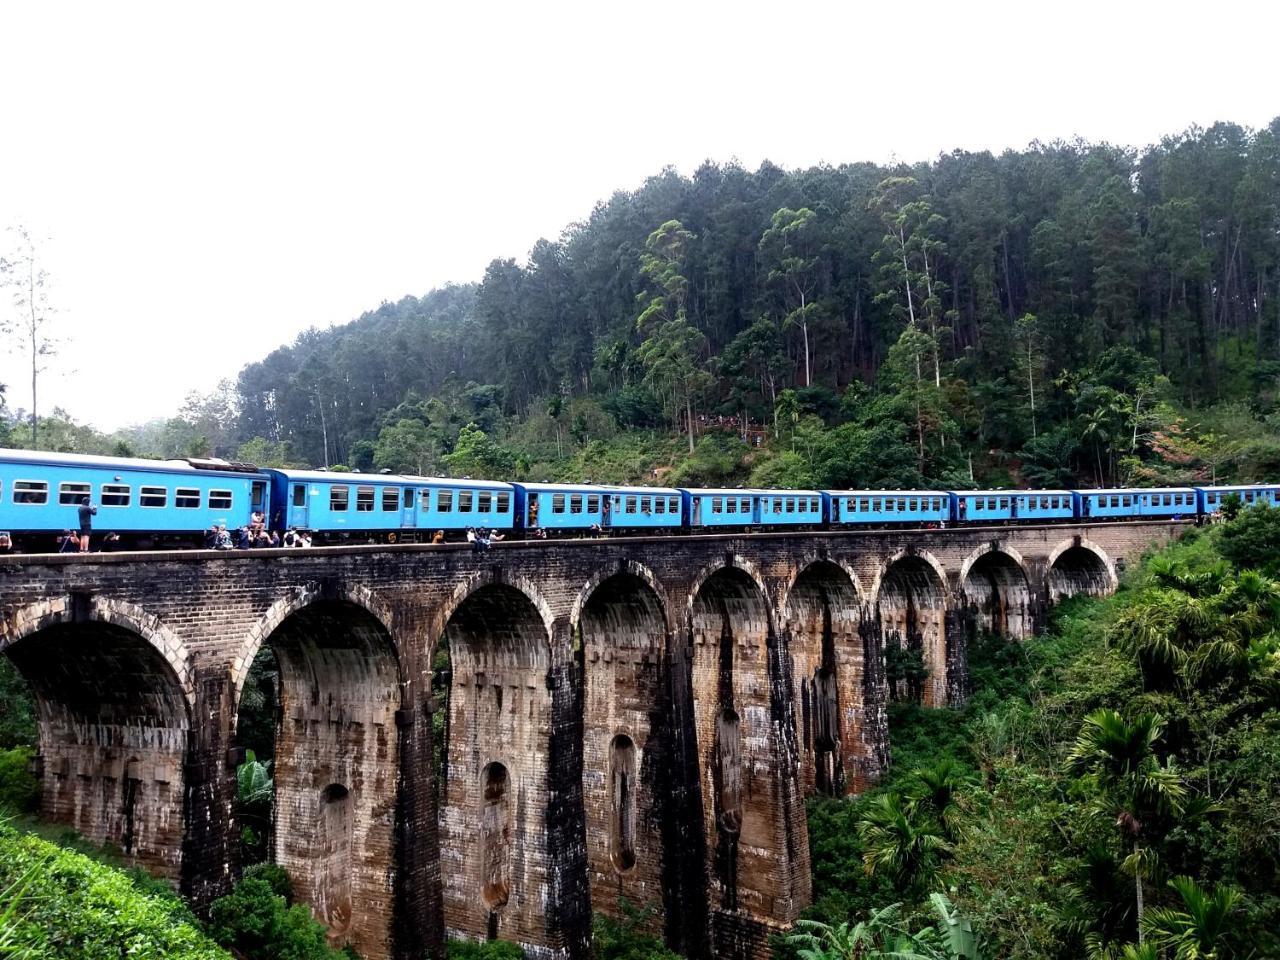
(962, 551, 1034, 640)
(440, 584, 550, 945)
(877, 556, 948, 708)
(689, 567, 778, 914)
(578, 572, 666, 922)
(479, 762, 511, 910)
(785, 561, 873, 796)
(4, 619, 190, 879)
(240, 599, 400, 958)
(608, 735, 637, 872)
(1048, 545, 1113, 602)
(316, 783, 353, 934)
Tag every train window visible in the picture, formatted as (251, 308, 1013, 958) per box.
(998, 498, 1008, 509)
(292, 485, 306, 507)
(642, 497, 653, 514)
(205, 489, 230, 510)
(655, 497, 666, 514)
(382, 488, 399, 511)
(497, 493, 511, 512)
(140, 486, 167, 508)
(569, 495, 583, 514)
(908, 498, 918, 511)
(98, 483, 130, 507)
(856, 498, 866, 511)
(404, 489, 415, 508)
(58, 482, 90, 505)
(13, 480, 47, 505)
(809, 498, 818, 512)
(552, 494, 566, 514)
(458, 491, 473, 512)
(329, 487, 349, 511)
(176, 488, 201, 509)
(726, 499, 737, 514)
(712, 498, 723, 514)
(437, 490, 453, 512)
(478, 493, 493, 512)
(626, 497, 637, 514)
(1122, 496, 1132, 507)
(585, 495, 598, 512)
(355, 487, 375, 512)
(668, 497, 679, 514)
(885, 499, 896, 512)
(739, 499, 749, 513)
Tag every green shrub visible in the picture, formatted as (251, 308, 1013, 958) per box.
(447, 937, 525, 960)
(208, 872, 350, 960)
(0, 747, 38, 813)
(0, 822, 229, 958)
(592, 904, 681, 960)
(243, 861, 293, 901)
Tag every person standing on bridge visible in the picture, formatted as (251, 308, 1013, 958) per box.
(77, 497, 97, 553)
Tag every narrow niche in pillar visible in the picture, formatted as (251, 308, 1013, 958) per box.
(609, 734, 637, 873)
(317, 783, 353, 936)
(813, 667, 839, 792)
(716, 708, 743, 835)
(480, 761, 512, 917)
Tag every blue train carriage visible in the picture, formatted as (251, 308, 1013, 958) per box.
(952, 489, 1076, 525)
(513, 483, 682, 533)
(828, 490, 949, 526)
(1075, 487, 1197, 520)
(1196, 484, 1280, 516)
(681, 488, 822, 529)
(267, 469, 514, 542)
(0, 448, 268, 549)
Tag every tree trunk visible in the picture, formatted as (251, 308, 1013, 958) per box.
(686, 395, 695, 455)
(1027, 342, 1037, 439)
(1134, 842, 1145, 942)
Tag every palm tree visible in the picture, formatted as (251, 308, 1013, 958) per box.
(1065, 710, 1188, 938)
(788, 907, 937, 960)
(910, 759, 971, 840)
(857, 792, 950, 889)
(1141, 876, 1240, 960)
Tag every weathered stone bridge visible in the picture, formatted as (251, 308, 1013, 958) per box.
(0, 521, 1186, 960)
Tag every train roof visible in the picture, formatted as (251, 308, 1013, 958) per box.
(686, 487, 821, 497)
(514, 482, 681, 496)
(1197, 483, 1280, 491)
(1075, 486, 1197, 495)
(823, 489, 952, 496)
(0, 448, 261, 476)
(267, 468, 513, 490)
(954, 488, 1075, 497)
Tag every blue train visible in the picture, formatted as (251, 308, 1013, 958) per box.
(0, 447, 1269, 551)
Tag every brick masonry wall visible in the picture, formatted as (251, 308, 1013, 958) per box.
(0, 520, 1187, 960)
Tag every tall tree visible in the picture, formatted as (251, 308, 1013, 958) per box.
(759, 207, 825, 387)
(2, 226, 57, 447)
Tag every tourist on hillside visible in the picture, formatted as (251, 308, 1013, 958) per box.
(78, 497, 96, 553)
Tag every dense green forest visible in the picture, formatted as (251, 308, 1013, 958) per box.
(7, 120, 1280, 492)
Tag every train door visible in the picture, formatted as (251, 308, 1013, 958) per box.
(291, 483, 309, 528)
(752, 497, 762, 524)
(252, 480, 268, 521)
(401, 488, 417, 528)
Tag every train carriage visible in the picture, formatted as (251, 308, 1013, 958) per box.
(829, 490, 950, 526)
(0, 448, 269, 548)
(1077, 487, 1196, 520)
(513, 482, 682, 533)
(682, 488, 822, 529)
(267, 469, 514, 541)
(952, 489, 1076, 524)
(1197, 484, 1280, 514)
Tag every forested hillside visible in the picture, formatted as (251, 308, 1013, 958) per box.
(10, 120, 1280, 490)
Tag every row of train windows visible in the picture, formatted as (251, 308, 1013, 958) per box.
(846, 497, 945, 512)
(1094, 493, 1193, 508)
(7, 480, 230, 510)
(325, 486, 513, 514)
(546, 494, 682, 515)
(1207, 490, 1274, 504)
(710, 496, 821, 514)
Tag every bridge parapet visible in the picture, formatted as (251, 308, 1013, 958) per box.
(0, 521, 1186, 960)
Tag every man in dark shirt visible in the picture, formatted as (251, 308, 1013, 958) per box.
(77, 498, 97, 553)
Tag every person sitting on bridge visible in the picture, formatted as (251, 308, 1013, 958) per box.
(432, 529, 445, 544)
(203, 524, 219, 549)
(249, 510, 265, 538)
(214, 524, 233, 550)
(0, 532, 12, 555)
(101, 532, 122, 552)
(57, 530, 79, 553)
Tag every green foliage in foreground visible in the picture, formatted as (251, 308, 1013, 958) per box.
(207, 864, 355, 960)
(0, 823, 228, 959)
(0, 749, 39, 814)
(799, 518, 1280, 960)
(446, 938, 525, 960)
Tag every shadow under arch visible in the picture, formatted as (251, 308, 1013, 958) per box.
(246, 594, 403, 959)
(1047, 538, 1118, 602)
(575, 568, 671, 937)
(2, 597, 193, 880)
(784, 559, 880, 796)
(438, 581, 560, 948)
(959, 547, 1036, 640)
(875, 552, 950, 708)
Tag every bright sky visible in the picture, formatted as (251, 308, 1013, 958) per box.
(1, 0, 1276, 431)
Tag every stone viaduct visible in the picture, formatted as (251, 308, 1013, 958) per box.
(0, 521, 1187, 960)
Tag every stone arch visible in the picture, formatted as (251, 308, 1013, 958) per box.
(686, 555, 773, 621)
(1047, 537, 1119, 602)
(959, 546, 1036, 640)
(430, 569, 556, 659)
(689, 565, 807, 918)
(250, 590, 403, 959)
(1, 596, 193, 879)
(782, 560, 875, 796)
(875, 551, 950, 708)
(575, 567, 669, 927)
(438, 581, 554, 946)
(232, 581, 401, 700)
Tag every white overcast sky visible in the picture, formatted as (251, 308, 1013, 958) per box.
(0, 1, 1277, 431)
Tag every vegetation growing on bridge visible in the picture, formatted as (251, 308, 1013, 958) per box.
(794, 512, 1280, 959)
